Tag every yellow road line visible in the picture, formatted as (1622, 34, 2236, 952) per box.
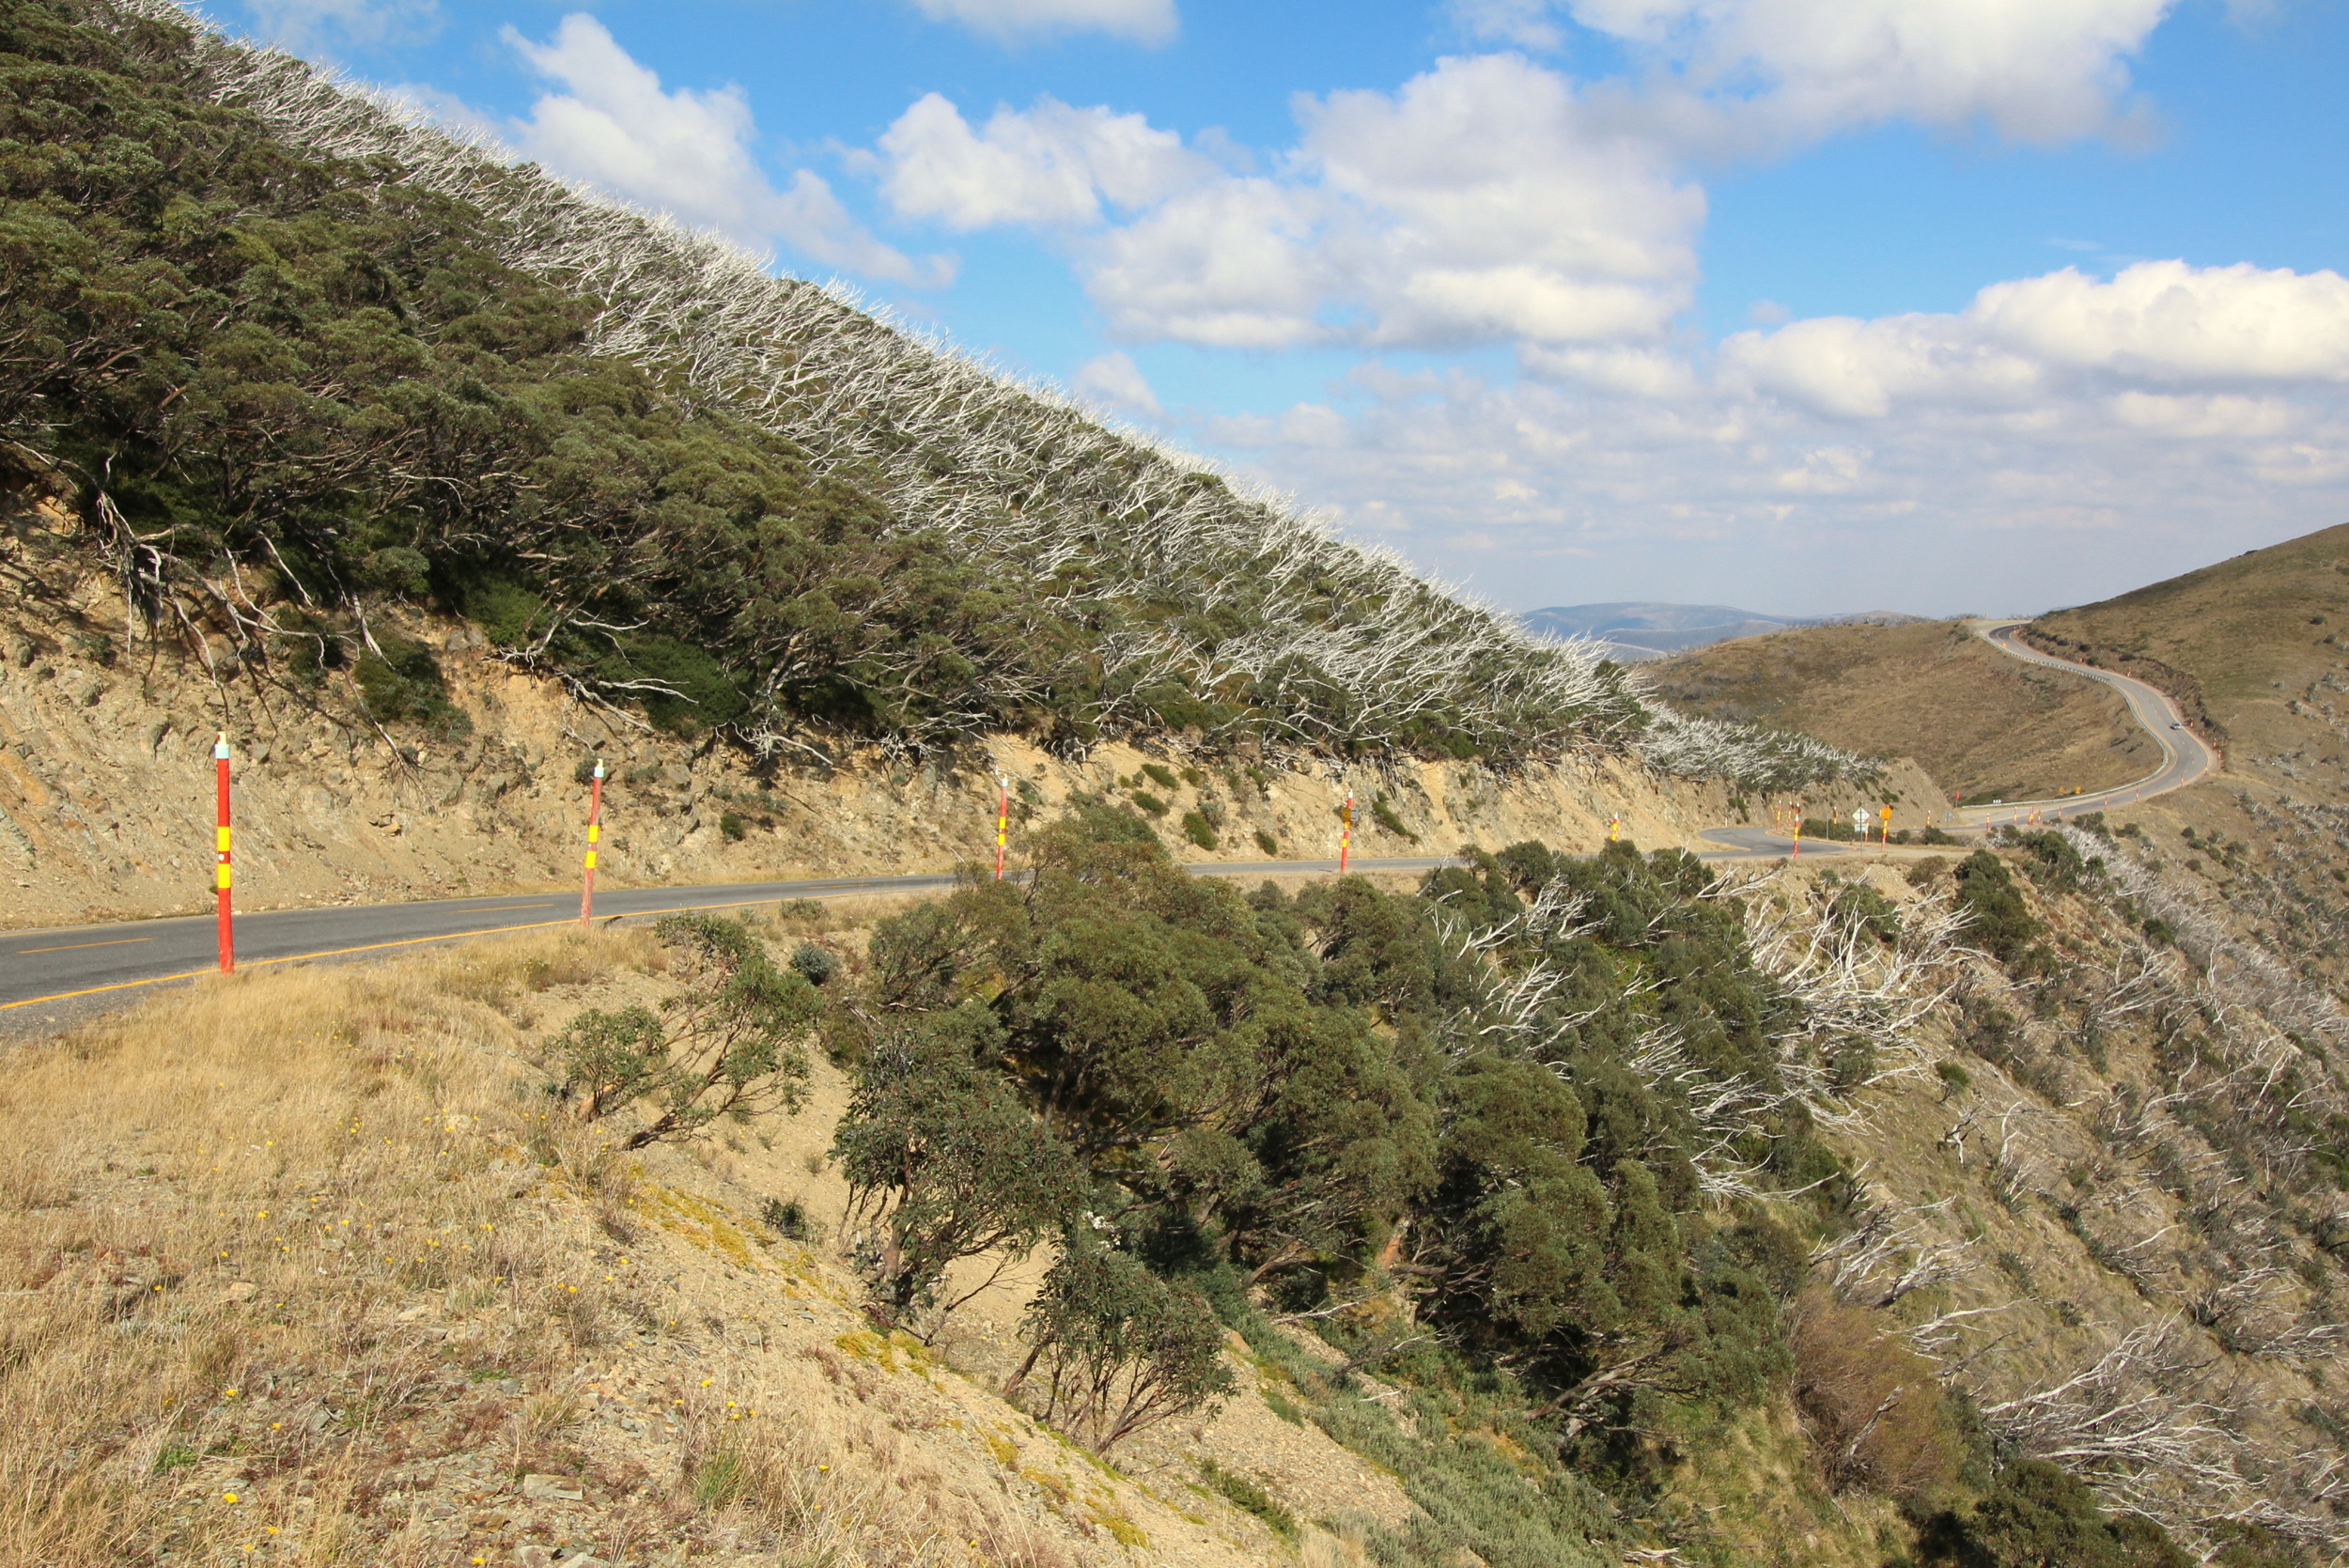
(0, 891, 873, 1013)
(9, 937, 153, 955)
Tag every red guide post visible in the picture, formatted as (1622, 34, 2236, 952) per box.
(1339, 793, 1353, 876)
(580, 760, 605, 928)
(995, 775, 1010, 881)
(214, 733, 234, 972)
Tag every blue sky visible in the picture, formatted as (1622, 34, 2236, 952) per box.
(221, 0, 2349, 617)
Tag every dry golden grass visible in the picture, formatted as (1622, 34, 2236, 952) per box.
(1651, 619, 2156, 801)
(0, 931, 645, 1564)
(0, 924, 1089, 1568)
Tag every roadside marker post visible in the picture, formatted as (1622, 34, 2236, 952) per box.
(1791, 801, 1802, 858)
(994, 774, 1011, 881)
(1610, 812, 1622, 844)
(579, 760, 604, 928)
(1880, 804, 1892, 845)
(1339, 794, 1353, 876)
(214, 733, 234, 973)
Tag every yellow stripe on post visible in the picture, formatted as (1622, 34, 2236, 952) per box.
(216, 827, 232, 852)
(587, 824, 600, 843)
(216, 864, 231, 890)
(583, 850, 598, 869)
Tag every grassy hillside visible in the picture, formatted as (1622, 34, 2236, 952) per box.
(0, 0, 1859, 790)
(2023, 522, 2349, 992)
(2031, 520, 2349, 762)
(1650, 620, 2157, 802)
(13, 812, 2349, 1565)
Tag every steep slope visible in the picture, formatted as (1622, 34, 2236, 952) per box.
(1, 0, 1855, 793)
(1651, 619, 2156, 802)
(2030, 520, 2349, 780)
(13, 814, 2349, 1568)
(2020, 522, 2349, 993)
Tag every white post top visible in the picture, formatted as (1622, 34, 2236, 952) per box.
(213, 733, 230, 759)
(592, 760, 605, 780)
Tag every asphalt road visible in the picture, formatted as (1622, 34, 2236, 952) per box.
(0, 858, 1462, 1019)
(1953, 620, 2219, 828)
(0, 624, 2218, 1022)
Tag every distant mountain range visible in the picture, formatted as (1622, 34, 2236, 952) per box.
(1520, 602, 1923, 661)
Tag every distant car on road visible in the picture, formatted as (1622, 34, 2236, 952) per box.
(2170, 722, 2183, 730)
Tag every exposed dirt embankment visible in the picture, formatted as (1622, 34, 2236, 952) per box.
(0, 593, 1932, 931)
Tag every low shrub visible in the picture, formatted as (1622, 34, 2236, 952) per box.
(789, 942, 838, 986)
(1789, 1294, 1964, 1504)
(1196, 1459, 1297, 1541)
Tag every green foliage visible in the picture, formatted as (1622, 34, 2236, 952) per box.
(1828, 879, 1902, 942)
(832, 1004, 1089, 1324)
(760, 1196, 816, 1242)
(2005, 829, 2093, 892)
(1937, 1061, 1972, 1094)
(353, 635, 468, 738)
(572, 754, 602, 785)
(718, 810, 746, 841)
(550, 913, 817, 1148)
(1253, 828, 1279, 856)
(1179, 809, 1219, 850)
(1918, 1459, 2194, 1568)
(788, 941, 838, 986)
(1128, 789, 1169, 816)
(1140, 762, 1178, 790)
(0, 1, 1865, 783)
(1010, 1235, 1236, 1452)
(1195, 1459, 1298, 1541)
(1952, 851, 2042, 963)
(1371, 792, 1418, 842)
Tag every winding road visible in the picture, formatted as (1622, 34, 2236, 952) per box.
(1694, 617, 2219, 857)
(0, 625, 2218, 1023)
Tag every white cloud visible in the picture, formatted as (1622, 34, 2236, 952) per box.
(245, 0, 439, 54)
(506, 15, 948, 287)
(1072, 351, 1163, 418)
(1969, 261, 2349, 381)
(1725, 261, 2349, 418)
(1452, 0, 1569, 49)
(906, 0, 1177, 45)
(1563, 0, 2177, 144)
(875, 54, 1703, 349)
(1085, 179, 1332, 348)
(1184, 257, 2349, 614)
(877, 94, 1209, 229)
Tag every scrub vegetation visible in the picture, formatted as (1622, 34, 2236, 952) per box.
(0, 0, 1863, 789)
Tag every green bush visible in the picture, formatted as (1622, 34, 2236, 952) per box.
(1196, 1459, 1298, 1541)
(760, 1195, 817, 1241)
(1253, 829, 1280, 856)
(1008, 1237, 1236, 1452)
(1372, 793, 1419, 842)
(551, 913, 819, 1148)
(719, 811, 747, 841)
(1828, 881, 1902, 942)
(1918, 1458, 2193, 1567)
(1129, 789, 1169, 817)
(1179, 810, 1220, 850)
(1141, 762, 1179, 790)
(354, 635, 469, 739)
(832, 1007, 1088, 1327)
(1952, 851, 2041, 962)
(789, 942, 838, 986)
